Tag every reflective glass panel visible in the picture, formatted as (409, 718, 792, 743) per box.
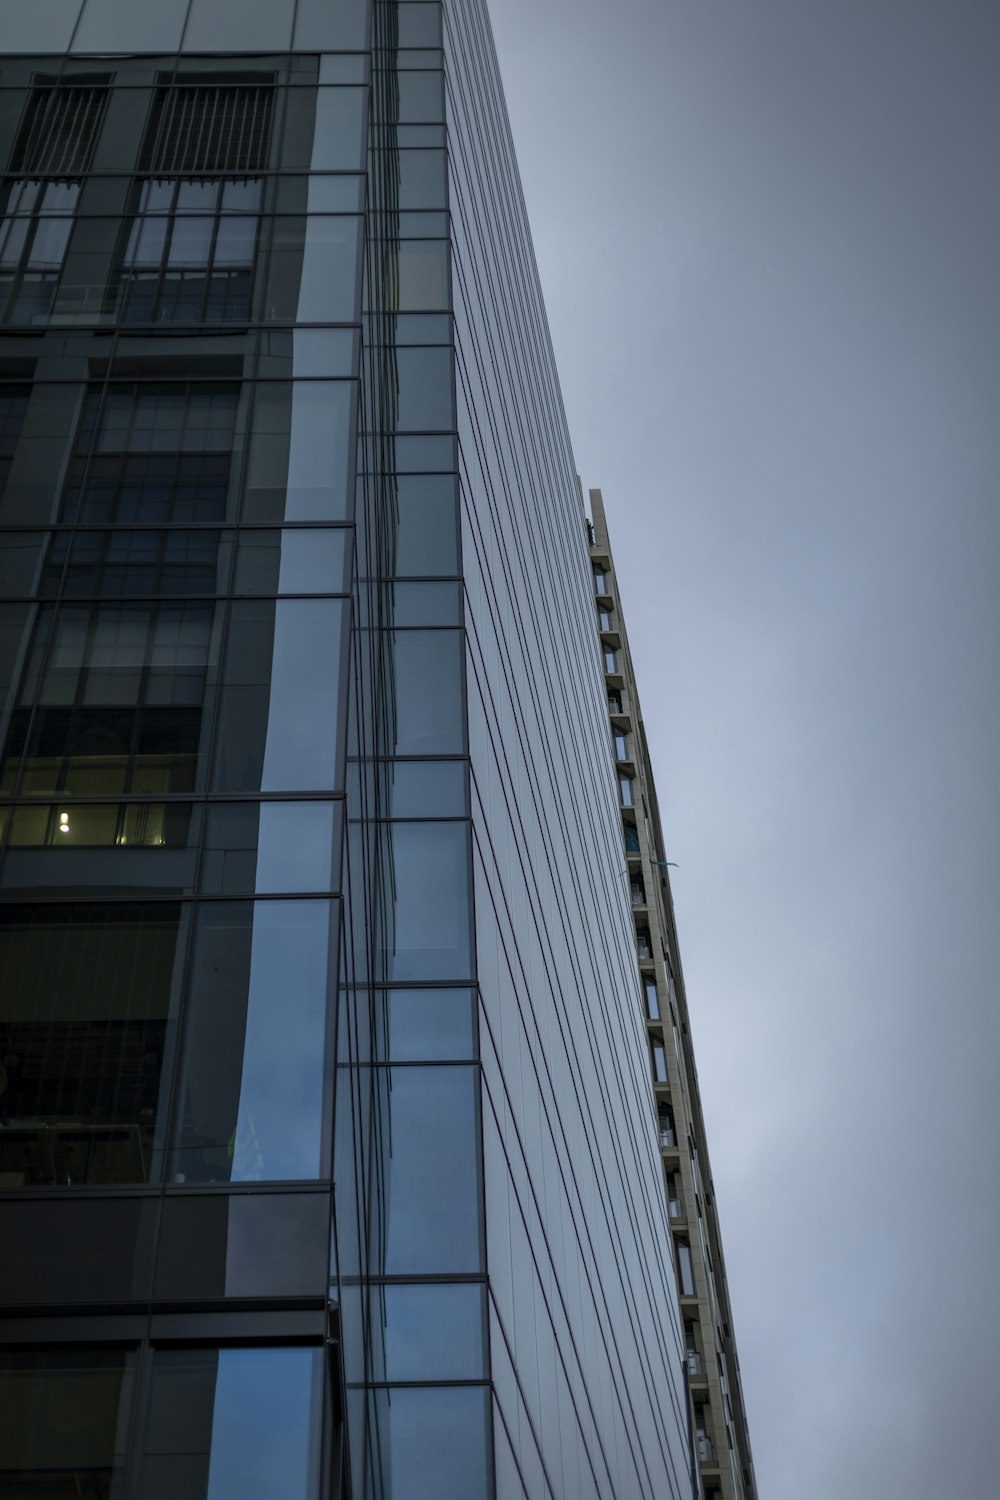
(212, 599, 347, 794)
(370, 987, 475, 1061)
(243, 382, 354, 523)
(379, 1283, 485, 1380)
(171, 900, 333, 1184)
(369, 1386, 489, 1500)
(0, 1350, 132, 1495)
(0, 902, 183, 1185)
(386, 630, 464, 756)
(380, 821, 471, 981)
(263, 217, 362, 324)
(378, 1065, 481, 1273)
(138, 1347, 320, 1500)
(377, 758, 466, 817)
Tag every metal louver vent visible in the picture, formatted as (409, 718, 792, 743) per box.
(142, 85, 274, 175)
(9, 81, 110, 176)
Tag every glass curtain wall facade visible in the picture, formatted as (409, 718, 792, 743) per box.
(0, 3, 695, 1497)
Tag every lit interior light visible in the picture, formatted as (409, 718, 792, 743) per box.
(58, 812, 70, 834)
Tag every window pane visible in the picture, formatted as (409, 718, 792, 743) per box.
(139, 1347, 320, 1500)
(380, 821, 471, 981)
(264, 217, 362, 324)
(368, 987, 475, 1061)
(370, 1386, 489, 1500)
(306, 90, 367, 171)
(382, 474, 458, 575)
(397, 151, 447, 210)
(0, 903, 184, 1185)
(393, 240, 449, 309)
(277, 529, 350, 594)
(386, 630, 464, 756)
(171, 900, 333, 1183)
(155, 1192, 328, 1300)
(243, 382, 354, 523)
(212, 599, 347, 794)
(0, 1350, 132, 1495)
(383, 582, 461, 625)
(376, 1065, 481, 1273)
(383, 759, 467, 817)
(200, 801, 340, 896)
(379, 1283, 485, 1380)
(394, 347, 454, 431)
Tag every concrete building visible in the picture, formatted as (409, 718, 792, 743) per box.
(0, 3, 752, 1496)
(588, 487, 757, 1500)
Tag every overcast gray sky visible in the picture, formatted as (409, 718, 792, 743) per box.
(490, 1, 1000, 1494)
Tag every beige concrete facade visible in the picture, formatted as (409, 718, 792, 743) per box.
(587, 487, 757, 1500)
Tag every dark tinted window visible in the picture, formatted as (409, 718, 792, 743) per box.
(379, 821, 471, 981)
(138, 1347, 320, 1500)
(170, 900, 333, 1184)
(0, 1349, 132, 1495)
(369, 1385, 489, 1500)
(0, 903, 183, 1185)
(377, 1065, 481, 1273)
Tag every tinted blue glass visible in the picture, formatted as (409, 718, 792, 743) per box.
(370, 1386, 489, 1500)
(385, 475, 459, 575)
(140, 1348, 319, 1500)
(256, 802, 338, 893)
(380, 1065, 481, 1272)
(199, 802, 340, 895)
(383, 759, 467, 816)
(244, 383, 354, 524)
(387, 630, 464, 755)
(386, 582, 461, 625)
(171, 901, 333, 1183)
(380, 1283, 485, 1380)
(381, 987, 475, 1059)
(308, 91, 367, 171)
(382, 821, 471, 980)
(395, 347, 454, 431)
(212, 599, 347, 795)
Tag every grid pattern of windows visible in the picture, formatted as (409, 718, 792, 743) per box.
(0, 41, 363, 1500)
(116, 82, 273, 325)
(0, 80, 109, 325)
(119, 179, 262, 325)
(0, 181, 80, 325)
(63, 383, 238, 524)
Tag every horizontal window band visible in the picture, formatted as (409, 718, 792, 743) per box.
(337, 1274, 488, 1287)
(0, 794, 348, 807)
(0, 593, 353, 605)
(0, 1181, 333, 1202)
(0, 524, 359, 533)
(344, 1380, 490, 1391)
(0, 891, 344, 906)
(334, 1061, 481, 1072)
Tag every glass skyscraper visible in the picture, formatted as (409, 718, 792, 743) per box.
(0, 3, 750, 1497)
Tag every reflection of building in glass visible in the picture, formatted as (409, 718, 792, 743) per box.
(0, 4, 753, 1498)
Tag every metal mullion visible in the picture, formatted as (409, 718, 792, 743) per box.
(195, 88, 218, 175)
(200, 193, 224, 323)
(150, 90, 173, 177)
(238, 88, 255, 176)
(156, 199, 179, 325)
(60, 90, 85, 176)
(18, 94, 44, 176)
